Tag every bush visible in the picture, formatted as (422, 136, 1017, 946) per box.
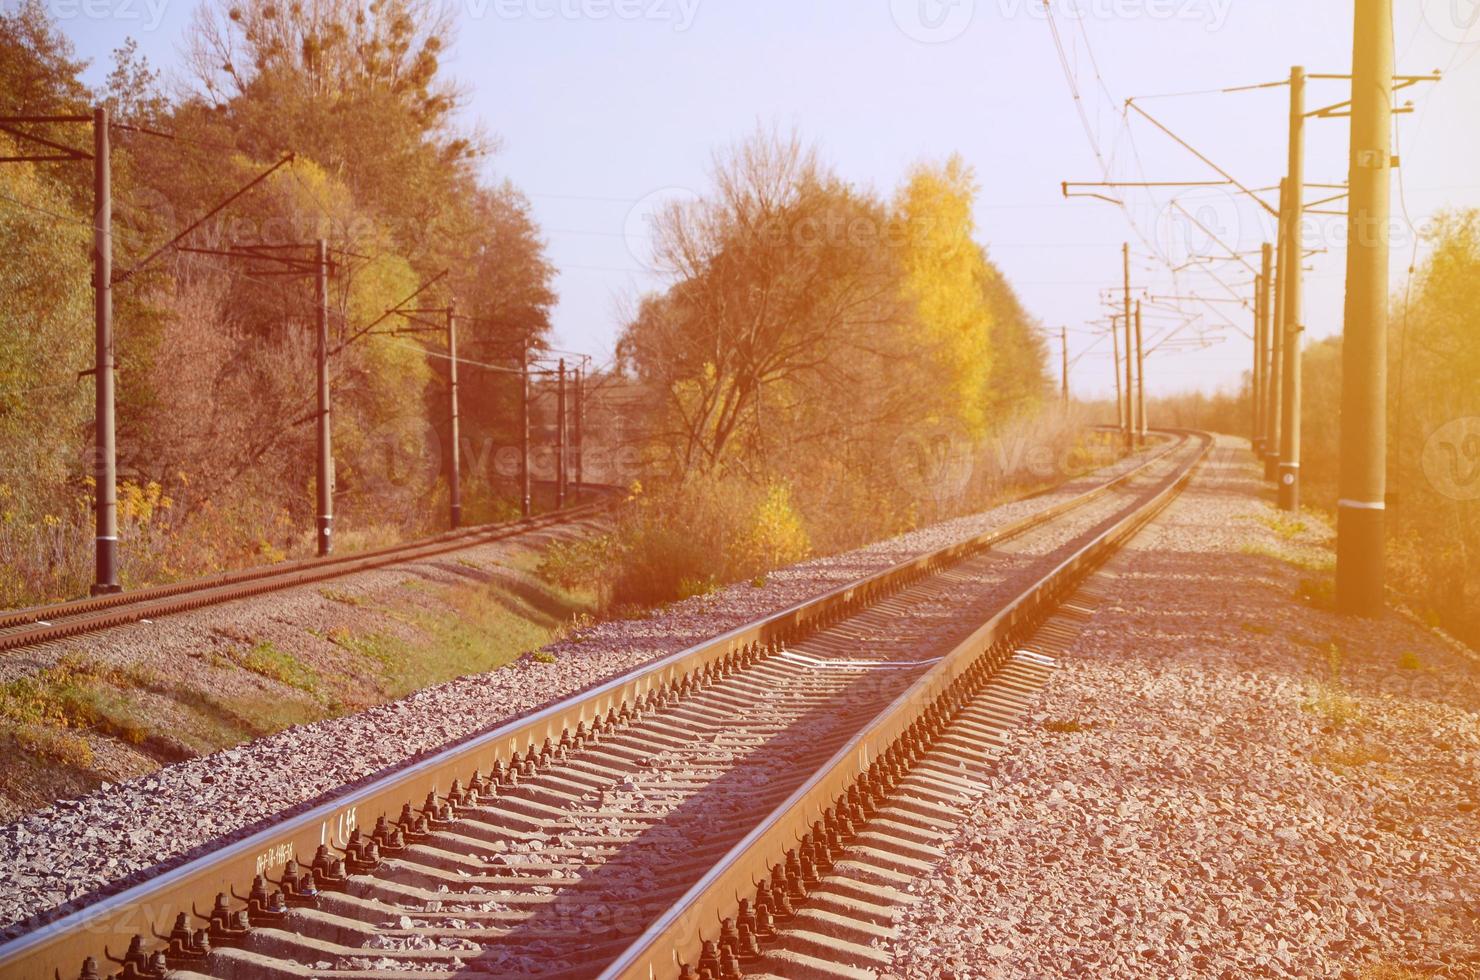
(541, 476, 811, 609)
(537, 535, 617, 591)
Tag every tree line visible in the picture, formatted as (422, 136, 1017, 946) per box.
(1, 2, 1061, 610)
(543, 129, 1062, 608)
(1, 0, 555, 604)
(1153, 210, 1480, 647)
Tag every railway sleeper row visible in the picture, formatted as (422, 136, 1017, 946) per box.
(674, 591, 1108, 980)
(67, 587, 955, 977)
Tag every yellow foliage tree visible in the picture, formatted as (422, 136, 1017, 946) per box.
(891, 157, 996, 436)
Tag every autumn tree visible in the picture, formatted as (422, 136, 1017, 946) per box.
(620, 128, 911, 478)
(1287, 209, 1480, 645)
(0, 0, 556, 601)
(890, 156, 997, 436)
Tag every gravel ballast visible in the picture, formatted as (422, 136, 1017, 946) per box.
(885, 436, 1479, 980)
(0, 450, 1159, 933)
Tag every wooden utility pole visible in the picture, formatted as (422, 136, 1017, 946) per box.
(446, 304, 462, 529)
(1122, 243, 1135, 450)
(314, 239, 333, 557)
(1337, 0, 1393, 614)
(90, 107, 121, 594)
(1278, 66, 1307, 512)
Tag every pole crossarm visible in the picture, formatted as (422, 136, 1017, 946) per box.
(0, 122, 90, 160)
(1308, 73, 1435, 117)
(334, 269, 448, 355)
(1060, 190, 1124, 205)
(1124, 100, 1279, 216)
(1168, 201, 1259, 275)
(1309, 102, 1414, 119)
(176, 241, 325, 277)
(386, 306, 454, 340)
(1220, 80, 1290, 94)
(1145, 294, 1246, 305)
(1198, 260, 1258, 311)
(376, 323, 442, 336)
(113, 153, 295, 285)
(1064, 179, 1232, 191)
(1183, 295, 1249, 338)
(0, 113, 93, 123)
(1305, 190, 1350, 209)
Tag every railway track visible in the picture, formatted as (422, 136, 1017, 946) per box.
(0, 432, 1210, 980)
(0, 488, 614, 654)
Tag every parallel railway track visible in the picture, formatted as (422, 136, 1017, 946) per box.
(0, 489, 614, 654)
(0, 433, 1210, 980)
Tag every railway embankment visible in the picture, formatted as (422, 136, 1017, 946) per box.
(0, 516, 607, 822)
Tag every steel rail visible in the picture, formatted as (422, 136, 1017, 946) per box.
(0, 438, 1187, 980)
(603, 430, 1212, 979)
(0, 487, 618, 652)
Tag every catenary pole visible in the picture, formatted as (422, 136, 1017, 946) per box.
(446, 303, 462, 529)
(574, 366, 585, 493)
(1261, 244, 1278, 459)
(314, 239, 333, 556)
(1278, 66, 1307, 512)
(1111, 315, 1123, 433)
(1122, 243, 1135, 449)
(1061, 327, 1070, 405)
(520, 342, 531, 518)
(1255, 244, 1272, 454)
(1255, 269, 1266, 452)
(1135, 300, 1147, 440)
(556, 358, 567, 509)
(1336, 0, 1393, 614)
(90, 106, 121, 595)
(1265, 179, 1288, 482)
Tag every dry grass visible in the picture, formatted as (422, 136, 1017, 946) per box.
(1304, 644, 1363, 731)
(234, 641, 323, 695)
(1238, 538, 1335, 574)
(0, 655, 153, 765)
(1313, 739, 1393, 773)
(2, 542, 603, 811)
(1259, 512, 1310, 541)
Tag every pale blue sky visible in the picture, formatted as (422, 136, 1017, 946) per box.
(48, 0, 1480, 397)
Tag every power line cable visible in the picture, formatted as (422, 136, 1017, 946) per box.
(0, 191, 91, 226)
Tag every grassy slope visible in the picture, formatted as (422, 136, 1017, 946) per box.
(0, 550, 597, 822)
